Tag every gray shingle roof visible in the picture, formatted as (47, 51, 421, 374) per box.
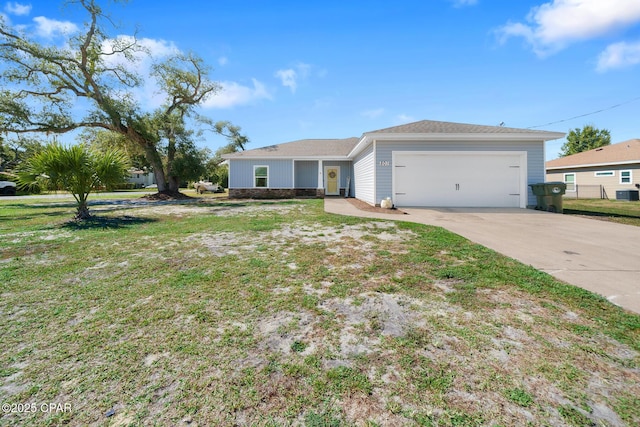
(223, 120, 565, 160)
(365, 119, 560, 136)
(223, 137, 360, 159)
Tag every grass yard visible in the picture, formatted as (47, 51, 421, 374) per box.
(563, 198, 640, 227)
(1, 197, 639, 426)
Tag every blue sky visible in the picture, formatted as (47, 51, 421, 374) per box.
(3, 0, 640, 159)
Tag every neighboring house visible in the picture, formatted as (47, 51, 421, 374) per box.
(223, 120, 564, 208)
(546, 139, 640, 199)
(127, 168, 156, 188)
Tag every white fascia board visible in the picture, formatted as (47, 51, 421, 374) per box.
(347, 135, 372, 159)
(368, 132, 566, 142)
(546, 160, 640, 170)
(224, 156, 351, 161)
(290, 156, 352, 161)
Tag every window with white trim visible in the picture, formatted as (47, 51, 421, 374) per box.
(254, 165, 268, 188)
(620, 170, 632, 184)
(564, 173, 576, 191)
(594, 171, 614, 177)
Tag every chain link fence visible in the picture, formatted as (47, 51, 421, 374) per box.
(563, 185, 607, 199)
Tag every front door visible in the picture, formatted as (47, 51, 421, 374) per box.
(324, 166, 340, 196)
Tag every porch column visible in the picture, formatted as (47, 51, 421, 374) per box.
(292, 160, 296, 189)
(317, 160, 324, 190)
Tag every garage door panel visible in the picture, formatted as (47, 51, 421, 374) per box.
(393, 152, 524, 208)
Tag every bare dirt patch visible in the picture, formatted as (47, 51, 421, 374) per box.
(3, 199, 639, 426)
(141, 191, 194, 201)
(186, 219, 415, 260)
(347, 197, 407, 215)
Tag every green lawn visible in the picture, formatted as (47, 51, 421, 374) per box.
(1, 197, 638, 426)
(563, 198, 640, 227)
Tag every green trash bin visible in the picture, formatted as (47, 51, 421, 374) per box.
(529, 182, 567, 213)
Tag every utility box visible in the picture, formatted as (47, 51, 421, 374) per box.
(529, 182, 567, 213)
(616, 190, 639, 201)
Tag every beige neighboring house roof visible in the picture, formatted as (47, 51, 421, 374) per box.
(546, 139, 640, 170)
(222, 137, 360, 159)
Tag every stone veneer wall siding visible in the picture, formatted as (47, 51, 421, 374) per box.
(229, 188, 325, 199)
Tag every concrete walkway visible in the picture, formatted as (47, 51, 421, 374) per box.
(325, 198, 640, 314)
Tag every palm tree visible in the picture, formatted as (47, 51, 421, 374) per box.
(16, 143, 129, 219)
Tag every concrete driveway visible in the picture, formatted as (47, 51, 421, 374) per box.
(325, 198, 640, 314)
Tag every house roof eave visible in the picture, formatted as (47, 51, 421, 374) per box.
(347, 132, 565, 159)
(366, 132, 566, 142)
(223, 155, 353, 161)
(546, 160, 640, 170)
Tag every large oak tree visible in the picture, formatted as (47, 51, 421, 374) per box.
(0, 0, 235, 194)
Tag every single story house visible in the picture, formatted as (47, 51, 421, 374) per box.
(546, 139, 640, 199)
(127, 168, 156, 188)
(223, 120, 565, 208)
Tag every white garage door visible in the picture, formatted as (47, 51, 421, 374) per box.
(393, 152, 526, 207)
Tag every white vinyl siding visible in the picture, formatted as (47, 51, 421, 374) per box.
(353, 144, 375, 205)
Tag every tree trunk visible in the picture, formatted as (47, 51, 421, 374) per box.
(75, 201, 91, 220)
(143, 142, 167, 192)
(165, 128, 179, 192)
(168, 176, 180, 192)
(153, 168, 168, 193)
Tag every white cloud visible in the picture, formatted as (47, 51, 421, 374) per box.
(396, 114, 415, 124)
(596, 41, 640, 72)
(450, 0, 478, 7)
(100, 36, 179, 76)
(295, 62, 311, 78)
(497, 0, 640, 56)
(102, 36, 270, 109)
(5, 2, 31, 15)
(33, 16, 78, 39)
(274, 62, 314, 93)
(100, 36, 179, 70)
(203, 78, 272, 109)
(138, 37, 180, 58)
(275, 68, 298, 93)
(218, 56, 228, 66)
(100, 36, 181, 108)
(361, 108, 385, 119)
